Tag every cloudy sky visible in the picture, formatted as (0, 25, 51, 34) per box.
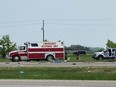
(0, 0, 116, 47)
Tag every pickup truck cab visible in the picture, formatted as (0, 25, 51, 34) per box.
(92, 48, 116, 60)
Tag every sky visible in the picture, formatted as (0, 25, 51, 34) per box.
(0, 0, 116, 48)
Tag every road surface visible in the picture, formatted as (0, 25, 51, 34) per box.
(0, 62, 116, 67)
(0, 80, 115, 87)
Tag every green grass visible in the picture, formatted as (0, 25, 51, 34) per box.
(0, 58, 11, 62)
(67, 53, 116, 62)
(0, 67, 116, 80)
(68, 53, 94, 62)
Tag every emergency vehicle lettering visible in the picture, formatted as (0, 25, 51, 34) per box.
(41, 43, 58, 47)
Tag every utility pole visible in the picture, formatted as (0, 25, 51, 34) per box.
(41, 20, 45, 41)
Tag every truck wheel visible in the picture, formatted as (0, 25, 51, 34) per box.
(98, 56, 103, 60)
(46, 55, 54, 62)
(12, 56, 20, 62)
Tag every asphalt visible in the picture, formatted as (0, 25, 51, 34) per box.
(0, 80, 115, 87)
(0, 62, 116, 67)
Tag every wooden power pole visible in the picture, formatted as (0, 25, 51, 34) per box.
(41, 20, 45, 41)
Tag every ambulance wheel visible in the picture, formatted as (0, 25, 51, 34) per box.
(12, 56, 20, 62)
(46, 55, 54, 62)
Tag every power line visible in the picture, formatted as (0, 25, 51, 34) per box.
(0, 23, 41, 28)
(1, 23, 116, 27)
(0, 19, 42, 24)
(1, 19, 116, 27)
(44, 18, 116, 21)
(1, 18, 116, 24)
(46, 23, 116, 26)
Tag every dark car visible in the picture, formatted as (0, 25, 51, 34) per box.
(73, 50, 86, 55)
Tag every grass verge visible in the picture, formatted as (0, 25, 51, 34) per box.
(0, 67, 116, 80)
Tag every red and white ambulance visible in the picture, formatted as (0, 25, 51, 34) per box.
(8, 41, 65, 62)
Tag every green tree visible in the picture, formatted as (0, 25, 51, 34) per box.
(0, 35, 16, 58)
(106, 39, 116, 48)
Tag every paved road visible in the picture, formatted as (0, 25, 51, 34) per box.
(0, 62, 116, 67)
(0, 80, 115, 87)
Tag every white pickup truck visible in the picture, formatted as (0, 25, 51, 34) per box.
(92, 48, 116, 60)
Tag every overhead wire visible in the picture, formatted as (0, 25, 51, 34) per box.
(0, 23, 42, 27)
(1, 19, 116, 27)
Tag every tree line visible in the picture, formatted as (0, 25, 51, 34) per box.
(65, 45, 91, 51)
(65, 39, 116, 52)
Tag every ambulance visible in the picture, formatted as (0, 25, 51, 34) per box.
(8, 41, 65, 62)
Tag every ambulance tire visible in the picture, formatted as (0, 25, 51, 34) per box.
(12, 55, 20, 62)
(46, 55, 54, 62)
